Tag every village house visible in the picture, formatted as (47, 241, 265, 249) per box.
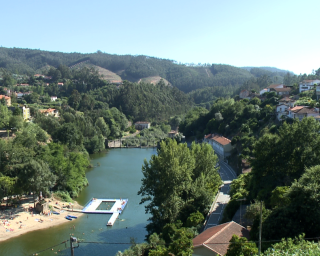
(168, 130, 179, 138)
(270, 87, 291, 96)
(22, 106, 30, 121)
(203, 134, 233, 157)
(267, 83, 284, 92)
(34, 74, 45, 78)
(50, 96, 58, 102)
(192, 221, 250, 256)
(276, 104, 290, 120)
(39, 108, 59, 117)
(134, 121, 150, 130)
(239, 90, 259, 100)
(288, 106, 319, 120)
(57, 82, 64, 87)
(279, 97, 296, 107)
(16, 91, 32, 99)
(17, 83, 29, 87)
(0, 95, 11, 106)
(259, 88, 267, 95)
(299, 79, 320, 93)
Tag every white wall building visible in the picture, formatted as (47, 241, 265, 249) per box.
(299, 80, 320, 93)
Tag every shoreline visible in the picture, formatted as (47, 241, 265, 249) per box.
(0, 195, 83, 242)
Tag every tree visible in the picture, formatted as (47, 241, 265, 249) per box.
(53, 123, 83, 150)
(226, 235, 258, 256)
(138, 140, 221, 235)
(262, 234, 320, 256)
(17, 159, 56, 207)
(250, 117, 320, 202)
(95, 117, 110, 137)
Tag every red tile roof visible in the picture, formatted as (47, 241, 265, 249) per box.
(204, 134, 212, 139)
(193, 221, 250, 255)
(0, 95, 10, 100)
(211, 135, 231, 146)
(272, 88, 291, 92)
(267, 83, 283, 89)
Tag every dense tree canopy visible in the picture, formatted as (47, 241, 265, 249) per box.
(138, 139, 221, 235)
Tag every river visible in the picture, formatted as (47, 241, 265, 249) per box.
(0, 148, 156, 256)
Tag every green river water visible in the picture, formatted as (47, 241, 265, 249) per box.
(0, 148, 156, 256)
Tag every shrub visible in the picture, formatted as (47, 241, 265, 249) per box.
(53, 191, 73, 202)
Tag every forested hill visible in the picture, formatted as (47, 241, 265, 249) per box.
(0, 47, 290, 94)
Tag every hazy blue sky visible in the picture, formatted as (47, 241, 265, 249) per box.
(1, 0, 319, 74)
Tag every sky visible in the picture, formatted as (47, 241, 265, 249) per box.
(1, 0, 319, 74)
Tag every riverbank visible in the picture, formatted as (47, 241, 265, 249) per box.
(0, 195, 83, 242)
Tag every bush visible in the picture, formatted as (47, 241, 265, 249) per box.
(53, 191, 73, 202)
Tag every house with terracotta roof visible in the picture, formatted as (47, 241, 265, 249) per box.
(288, 106, 319, 120)
(299, 79, 320, 93)
(270, 87, 291, 96)
(203, 134, 233, 157)
(0, 95, 11, 106)
(192, 221, 250, 256)
(39, 108, 59, 117)
(267, 83, 284, 92)
(279, 97, 296, 107)
(134, 121, 150, 130)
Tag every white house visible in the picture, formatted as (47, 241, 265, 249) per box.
(51, 96, 58, 102)
(135, 121, 150, 130)
(288, 106, 319, 120)
(299, 80, 320, 93)
(260, 88, 267, 95)
(279, 97, 296, 107)
(203, 134, 233, 157)
(276, 104, 289, 120)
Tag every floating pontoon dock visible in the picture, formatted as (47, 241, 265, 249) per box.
(82, 198, 128, 226)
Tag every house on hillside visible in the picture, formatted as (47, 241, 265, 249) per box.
(22, 106, 30, 121)
(279, 97, 296, 107)
(239, 90, 259, 100)
(260, 88, 267, 95)
(0, 95, 11, 106)
(134, 121, 150, 130)
(39, 108, 59, 117)
(270, 87, 291, 96)
(192, 221, 250, 256)
(276, 104, 290, 120)
(168, 130, 179, 138)
(50, 96, 58, 102)
(203, 134, 233, 157)
(267, 83, 284, 92)
(288, 106, 319, 120)
(299, 80, 320, 93)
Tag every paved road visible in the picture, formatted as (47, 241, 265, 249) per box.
(204, 157, 237, 230)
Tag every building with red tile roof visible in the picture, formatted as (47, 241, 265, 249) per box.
(39, 108, 59, 117)
(193, 221, 250, 256)
(203, 134, 233, 157)
(0, 95, 11, 106)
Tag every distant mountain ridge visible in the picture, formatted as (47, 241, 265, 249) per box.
(0, 47, 289, 94)
(241, 66, 294, 74)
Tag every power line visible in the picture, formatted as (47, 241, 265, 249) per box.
(27, 240, 69, 256)
(27, 236, 320, 255)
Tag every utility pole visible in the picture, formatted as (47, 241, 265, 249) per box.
(70, 236, 78, 256)
(258, 201, 263, 255)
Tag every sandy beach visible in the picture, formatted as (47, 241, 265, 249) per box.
(0, 195, 83, 242)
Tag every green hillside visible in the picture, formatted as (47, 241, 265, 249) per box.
(0, 47, 282, 94)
